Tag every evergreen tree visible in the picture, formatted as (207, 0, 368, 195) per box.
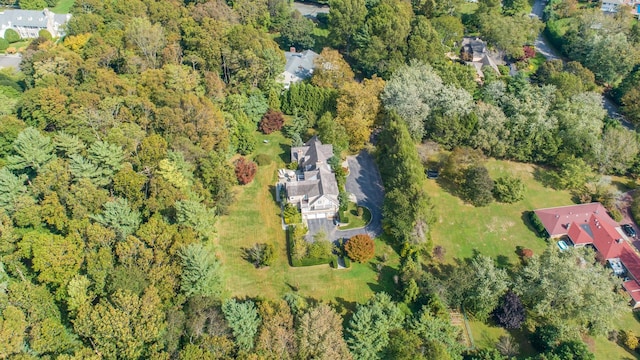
(179, 243, 223, 298)
(87, 140, 125, 178)
(90, 198, 141, 240)
(69, 154, 110, 187)
(347, 292, 404, 359)
(53, 132, 85, 157)
(175, 200, 217, 238)
(7, 127, 55, 174)
(222, 298, 261, 352)
(0, 168, 27, 213)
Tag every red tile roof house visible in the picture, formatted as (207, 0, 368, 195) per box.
(534, 202, 640, 308)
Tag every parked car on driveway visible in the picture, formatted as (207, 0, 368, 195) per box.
(622, 224, 636, 238)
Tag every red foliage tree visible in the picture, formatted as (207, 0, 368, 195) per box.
(259, 109, 285, 134)
(522, 46, 536, 60)
(521, 248, 533, 258)
(234, 157, 257, 185)
(345, 234, 375, 263)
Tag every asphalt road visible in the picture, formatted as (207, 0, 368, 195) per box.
(293, 1, 329, 18)
(0, 54, 21, 70)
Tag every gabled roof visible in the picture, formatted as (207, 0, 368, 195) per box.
(0, 9, 69, 28)
(286, 180, 320, 197)
(620, 243, 640, 281)
(291, 136, 333, 167)
(283, 49, 318, 79)
(534, 203, 615, 237)
(623, 280, 640, 303)
(286, 137, 339, 201)
(567, 221, 594, 245)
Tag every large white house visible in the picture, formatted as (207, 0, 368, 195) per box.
(0, 8, 71, 39)
(280, 48, 318, 89)
(600, 0, 640, 17)
(278, 136, 339, 221)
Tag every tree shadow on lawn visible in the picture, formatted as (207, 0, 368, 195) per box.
(532, 166, 558, 189)
(435, 176, 466, 203)
(367, 264, 400, 300)
(278, 142, 291, 164)
(475, 318, 536, 357)
(520, 211, 547, 239)
(268, 184, 281, 205)
(333, 296, 358, 316)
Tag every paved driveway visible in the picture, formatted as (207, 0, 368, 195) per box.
(305, 151, 385, 242)
(0, 55, 21, 70)
(341, 151, 384, 238)
(618, 190, 640, 250)
(293, 1, 329, 18)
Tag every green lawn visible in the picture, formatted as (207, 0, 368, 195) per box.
(428, 158, 640, 359)
(469, 320, 640, 360)
(469, 320, 536, 358)
(457, 2, 478, 15)
(428, 159, 573, 265)
(216, 132, 400, 305)
(52, 0, 75, 14)
(524, 53, 547, 76)
(339, 202, 372, 230)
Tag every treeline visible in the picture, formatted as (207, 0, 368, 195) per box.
(327, 0, 541, 78)
(380, 60, 639, 212)
(377, 111, 435, 250)
(393, 245, 624, 359)
(0, 0, 363, 358)
(544, 1, 640, 123)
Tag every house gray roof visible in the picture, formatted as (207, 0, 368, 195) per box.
(286, 180, 319, 197)
(284, 49, 319, 79)
(286, 136, 339, 201)
(285, 168, 339, 201)
(291, 136, 333, 166)
(461, 37, 487, 59)
(316, 167, 338, 199)
(0, 9, 69, 29)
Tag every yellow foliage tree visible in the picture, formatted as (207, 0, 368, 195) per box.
(63, 33, 92, 53)
(312, 48, 355, 89)
(336, 76, 385, 151)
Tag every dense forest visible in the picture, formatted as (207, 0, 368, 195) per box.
(0, 0, 639, 358)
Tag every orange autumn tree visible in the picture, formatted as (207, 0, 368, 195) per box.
(345, 234, 375, 263)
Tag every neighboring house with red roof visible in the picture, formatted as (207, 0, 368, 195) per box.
(534, 203, 640, 308)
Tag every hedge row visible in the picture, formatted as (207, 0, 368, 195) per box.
(287, 227, 333, 267)
(529, 211, 548, 238)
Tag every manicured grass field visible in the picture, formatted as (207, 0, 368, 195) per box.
(52, 0, 75, 14)
(339, 202, 372, 230)
(215, 132, 400, 305)
(427, 158, 640, 358)
(427, 159, 574, 265)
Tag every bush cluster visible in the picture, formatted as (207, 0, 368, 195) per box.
(234, 157, 257, 185)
